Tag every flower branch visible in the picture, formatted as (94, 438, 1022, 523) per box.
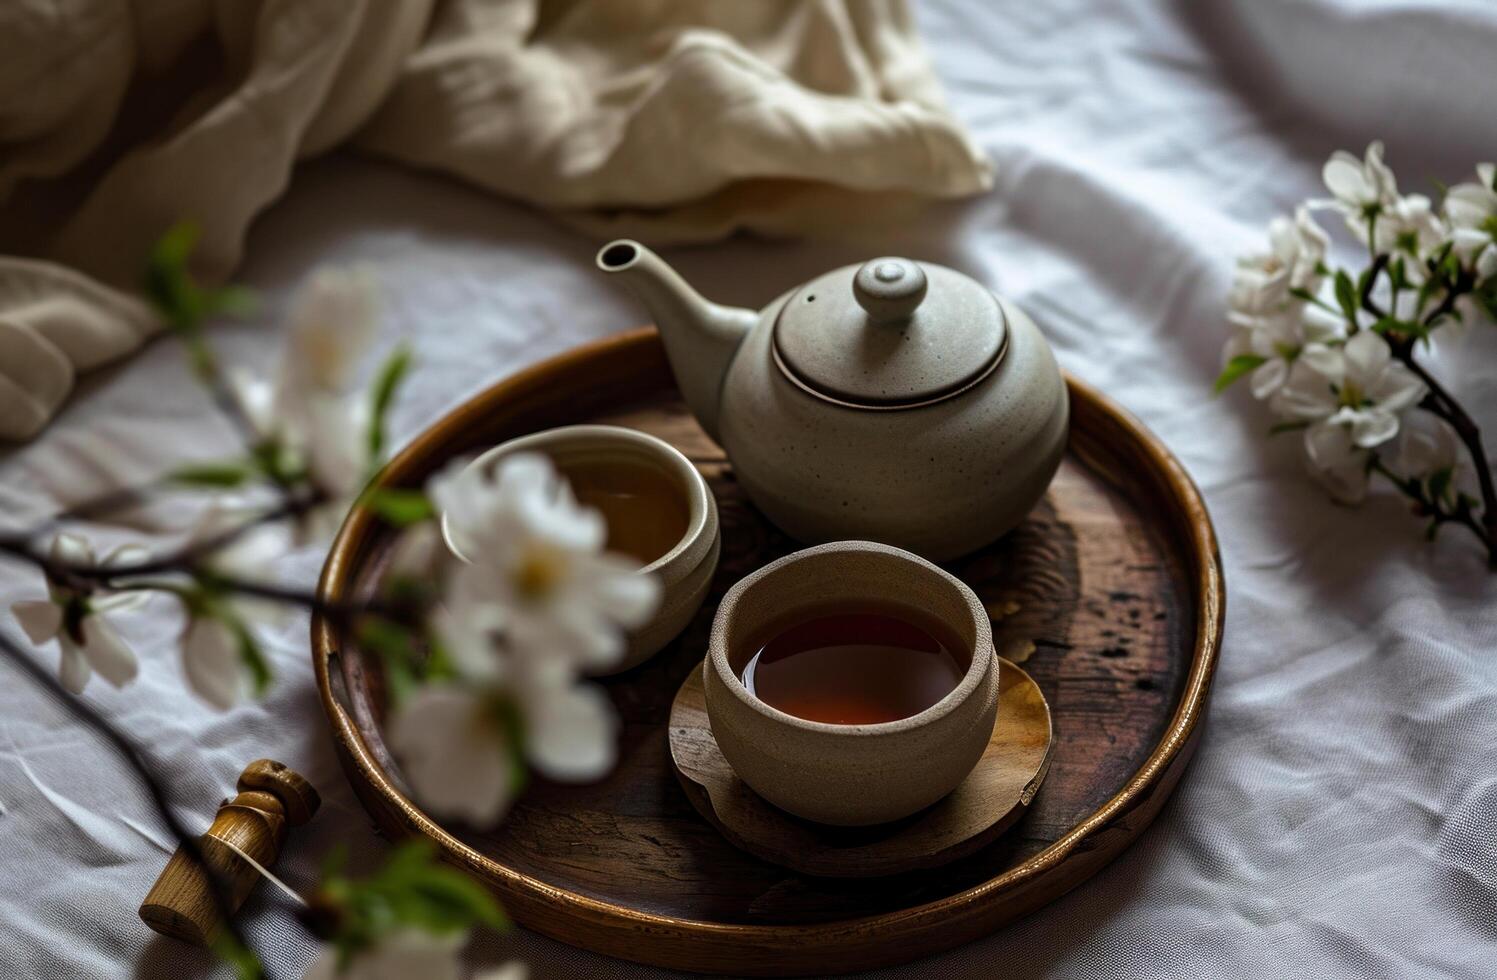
(0, 628, 269, 979)
(4, 224, 658, 978)
(1218, 143, 1497, 568)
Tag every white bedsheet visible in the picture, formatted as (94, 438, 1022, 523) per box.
(3, 0, 1496, 977)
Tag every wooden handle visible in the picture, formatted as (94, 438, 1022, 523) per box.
(138, 759, 320, 946)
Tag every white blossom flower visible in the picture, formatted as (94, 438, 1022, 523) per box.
(1302, 420, 1373, 505)
(1229, 207, 1329, 315)
(1446, 162, 1497, 271)
(232, 267, 380, 541)
(392, 600, 621, 822)
(1225, 304, 1342, 401)
(302, 929, 463, 980)
(1322, 141, 1399, 222)
(1275, 333, 1426, 503)
(1388, 411, 1460, 483)
(1322, 143, 1450, 268)
(9, 533, 148, 693)
(283, 267, 380, 393)
(179, 617, 246, 710)
(388, 682, 518, 824)
(171, 503, 289, 709)
(434, 453, 660, 672)
(1377, 194, 1447, 278)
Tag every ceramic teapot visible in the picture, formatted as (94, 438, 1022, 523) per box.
(596, 240, 1068, 561)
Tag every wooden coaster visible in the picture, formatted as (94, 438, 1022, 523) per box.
(668, 657, 1053, 878)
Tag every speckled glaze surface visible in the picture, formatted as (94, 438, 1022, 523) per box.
(722, 291, 1067, 561)
(442, 424, 720, 675)
(703, 541, 998, 827)
(598, 242, 1069, 561)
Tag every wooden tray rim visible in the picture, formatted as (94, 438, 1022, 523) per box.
(312, 327, 1225, 962)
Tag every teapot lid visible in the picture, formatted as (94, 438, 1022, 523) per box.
(772, 257, 1008, 408)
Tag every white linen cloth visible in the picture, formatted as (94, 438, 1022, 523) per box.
(3, 0, 1497, 977)
(0, 0, 989, 441)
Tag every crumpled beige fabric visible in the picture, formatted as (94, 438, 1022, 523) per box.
(0, 0, 992, 441)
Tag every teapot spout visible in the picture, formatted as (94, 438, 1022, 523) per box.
(597, 240, 755, 443)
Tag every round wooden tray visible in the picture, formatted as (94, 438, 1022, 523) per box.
(312, 327, 1224, 976)
(669, 656, 1054, 878)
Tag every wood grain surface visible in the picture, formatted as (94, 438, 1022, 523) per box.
(669, 656, 1053, 878)
(312, 327, 1224, 976)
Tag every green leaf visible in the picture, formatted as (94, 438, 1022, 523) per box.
(234, 623, 274, 697)
(211, 934, 264, 980)
(1214, 355, 1265, 394)
(207, 285, 258, 318)
(1389, 257, 1408, 291)
(1334, 269, 1359, 324)
(367, 347, 413, 463)
(317, 840, 508, 962)
(1268, 420, 1309, 436)
(1427, 472, 1450, 508)
(1289, 286, 1338, 314)
(145, 222, 205, 331)
(170, 461, 256, 488)
(357, 618, 422, 700)
(364, 487, 434, 527)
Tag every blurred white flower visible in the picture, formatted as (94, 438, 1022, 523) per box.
(1229, 206, 1329, 315)
(1446, 162, 1497, 270)
(1323, 141, 1399, 221)
(232, 267, 381, 541)
(172, 503, 290, 709)
(1388, 411, 1461, 482)
(1377, 194, 1447, 277)
(284, 267, 380, 393)
(1303, 420, 1372, 505)
(393, 598, 621, 822)
(517, 671, 617, 781)
(435, 453, 660, 672)
(179, 617, 245, 711)
(9, 533, 148, 694)
(189, 501, 288, 616)
(303, 929, 463, 980)
(388, 682, 518, 824)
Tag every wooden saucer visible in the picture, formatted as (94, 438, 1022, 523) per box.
(668, 657, 1053, 878)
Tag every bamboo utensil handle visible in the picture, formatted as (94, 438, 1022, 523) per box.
(139, 759, 320, 946)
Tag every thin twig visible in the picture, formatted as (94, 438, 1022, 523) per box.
(1396, 357, 1497, 564)
(0, 492, 321, 587)
(1371, 459, 1491, 557)
(0, 630, 272, 978)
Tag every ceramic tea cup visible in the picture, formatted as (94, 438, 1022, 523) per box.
(703, 540, 998, 826)
(441, 424, 720, 674)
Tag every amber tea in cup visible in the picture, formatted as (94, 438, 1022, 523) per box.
(562, 457, 689, 565)
(740, 602, 969, 725)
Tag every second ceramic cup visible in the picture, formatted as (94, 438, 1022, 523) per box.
(443, 424, 720, 674)
(703, 540, 998, 826)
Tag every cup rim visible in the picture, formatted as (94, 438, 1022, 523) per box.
(708, 540, 993, 738)
(439, 424, 712, 576)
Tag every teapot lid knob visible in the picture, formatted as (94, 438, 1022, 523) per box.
(853, 258, 928, 322)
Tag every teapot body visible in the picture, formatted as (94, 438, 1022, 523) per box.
(717, 291, 1068, 561)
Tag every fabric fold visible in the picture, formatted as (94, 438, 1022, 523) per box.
(0, 0, 992, 441)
